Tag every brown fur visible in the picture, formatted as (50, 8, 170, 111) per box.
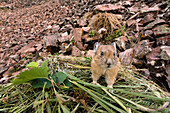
(91, 44, 120, 89)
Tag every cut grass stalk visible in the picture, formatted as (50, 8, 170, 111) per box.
(68, 74, 170, 102)
(113, 93, 158, 112)
(70, 80, 126, 113)
(99, 84, 130, 113)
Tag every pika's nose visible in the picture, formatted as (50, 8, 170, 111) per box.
(107, 63, 111, 67)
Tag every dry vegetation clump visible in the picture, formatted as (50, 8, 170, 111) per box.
(88, 12, 123, 34)
(0, 56, 169, 113)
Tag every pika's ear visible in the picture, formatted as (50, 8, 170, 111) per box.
(94, 42, 100, 53)
(111, 42, 117, 54)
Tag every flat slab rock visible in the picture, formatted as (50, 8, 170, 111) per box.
(134, 40, 152, 58)
(154, 25, 170, 36)
(160, 46, 170, 60)
(17, 42, 36, 53)
(86, 50, 94, 58)
(94, 4, 122, 11)
(82, 34, 98, 42)
(144, 19, 165, 30)
(73, 28, 82, 42)
(43, 35, 59, 48)
(71, 46, 82, 57)
(119, 48, 134, 66)
(156, 35, 170, 46)
(146, 47, 161, 61)
(142, 14, 155, 24)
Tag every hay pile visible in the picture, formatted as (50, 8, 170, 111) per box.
(88, 12, 122, 34)
(0, 56, 169, 113)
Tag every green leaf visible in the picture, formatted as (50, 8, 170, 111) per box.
(89, 30, 95, 37)
(63, 79, 71, 88)
(11, 60, 49, 85)
(26, 62, 38, 68)
(52, 72, 67, 84)
(31, 78, 52, 88)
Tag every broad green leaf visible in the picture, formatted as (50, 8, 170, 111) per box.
(26, 62, 38, 68)
(11, 60, 49, 85)
(31, 78, 52, 88)
(52, 72, 67, 84)
(63, 79, 71, 88)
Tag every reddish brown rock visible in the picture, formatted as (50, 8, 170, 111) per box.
(73, 29, 84, 49)
(71, 46, 82, 57)
(52, 25, 60, 33)
(143, 30, 153, 37)
(17, 42, 36, 53)
(58, 32, 70, 43)
(153, 25, 170, 36)
(146, 47, 161, 61)
(43, 35, 59, 53)
(73, 28, 82, 42)
(77, 18, 87, 27)
(119, 48, 134, 66)
(160, 46, 170, 60)
(128, 7, 139, 12)
(76, 41, 84, 50)
(86, 50, 95, 58)
(25, 48, 36, 53)
(134, 40, 152, 58)
(143, 14, 154, 24)
(144, 19, 165, 30)
(94, 4, 122, 11)
(156, 35, 170, 46)
(82, 27, 91, 33)
(43, 35, 58, 48)
(82, 34, 98, 42)
(35, 44, 43, 51)
(126, 20, 136, 26)
(140, 6, 160, 13)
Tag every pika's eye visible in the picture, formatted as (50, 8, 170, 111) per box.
(101, 51, 104, 56)
(113, 53, 115, 56)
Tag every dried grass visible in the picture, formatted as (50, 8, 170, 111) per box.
(0, 56, 169, 113)
(88, 12, 122, 34)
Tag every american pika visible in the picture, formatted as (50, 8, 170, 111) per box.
(91, 42, 120, 89)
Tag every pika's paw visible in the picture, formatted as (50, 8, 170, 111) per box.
(107, 85, 114, 93)
(108, 89, 114, 93)
(91, 81, 98, 85)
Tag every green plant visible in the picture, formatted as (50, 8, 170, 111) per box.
(105, 26, 126, 41)
(71, 39, 75, 43)
(11, 60, 49, 85)
(11, 60, 71, 88)
(89, 30, 95, 37)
